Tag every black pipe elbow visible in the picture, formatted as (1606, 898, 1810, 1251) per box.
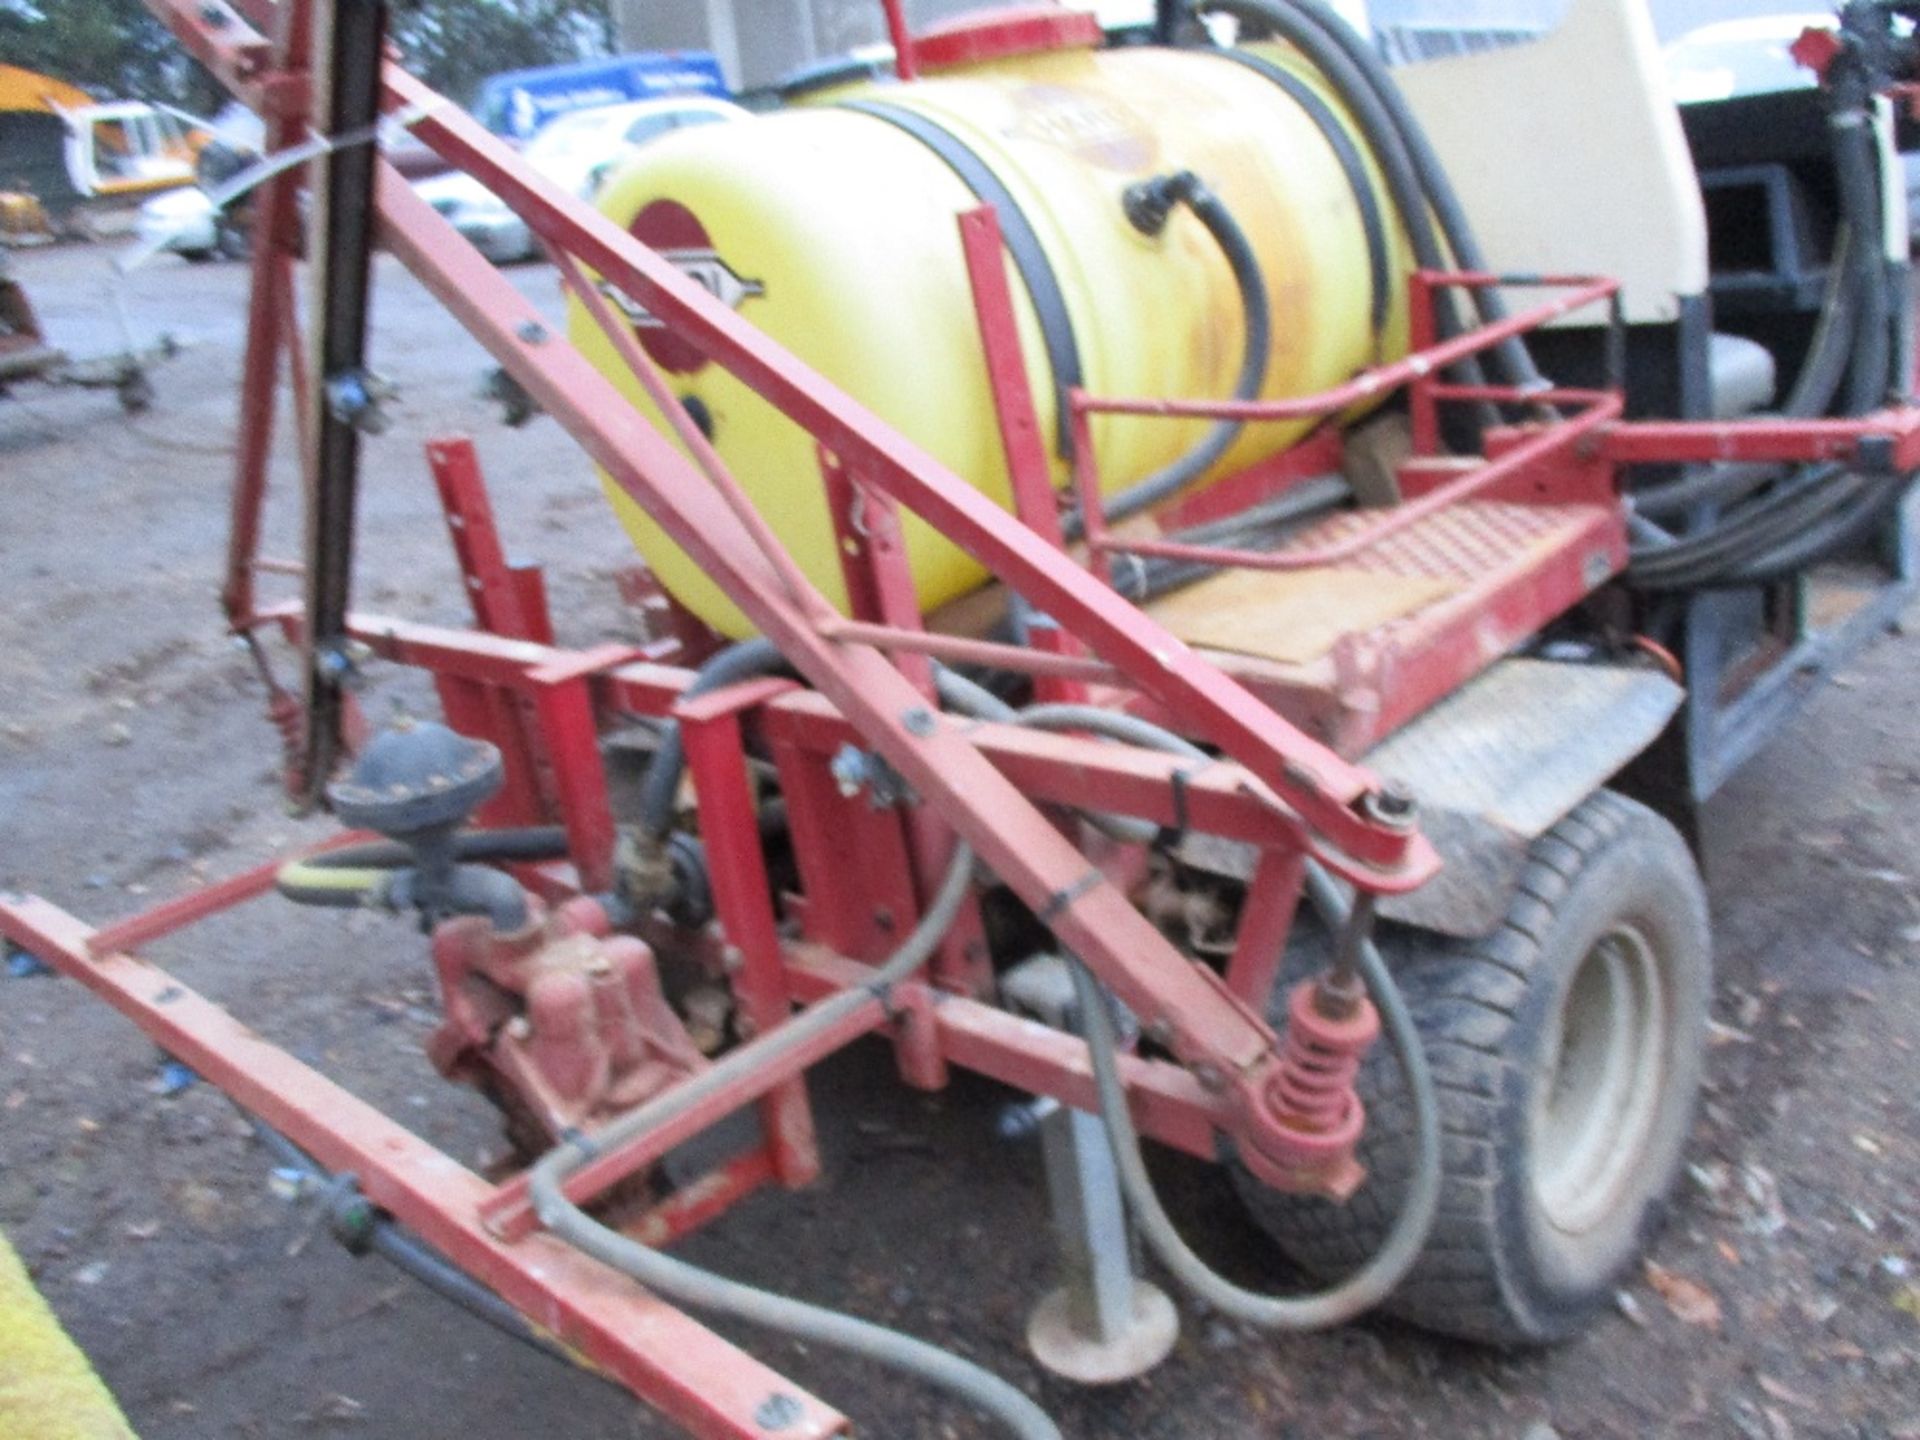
(1122, 170, 1206, 236)
(383, 864, 532, 934)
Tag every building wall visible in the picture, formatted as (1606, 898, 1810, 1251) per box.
(613, 0, 1005, 91)
(613, 0, 1739, 92)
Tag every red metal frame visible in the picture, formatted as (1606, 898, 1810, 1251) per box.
(11, 4, 1920, 1435)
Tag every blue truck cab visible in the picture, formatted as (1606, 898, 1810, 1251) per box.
(474, 52, 729, 142)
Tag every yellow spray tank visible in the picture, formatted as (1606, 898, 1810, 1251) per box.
(576, 13, 1411, 637)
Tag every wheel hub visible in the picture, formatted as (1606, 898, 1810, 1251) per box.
(1530, 923, 1668, 1235)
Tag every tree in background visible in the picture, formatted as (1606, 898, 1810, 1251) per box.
(0, 0, 612, 113)
(0, 0, 221, 111)
(391, 0, 614, 107)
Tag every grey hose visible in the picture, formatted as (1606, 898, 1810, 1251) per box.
(929, 672, 1162, 846)
(528, 842, 1061, 1440)
(1067, 865, 1440, 1327)
(637, 637, 789, 841)
(978, 701, 1442, 1328)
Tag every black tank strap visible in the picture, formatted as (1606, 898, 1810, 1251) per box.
(840, 98, 1086, 457)
(1204, 48, 1393, 339)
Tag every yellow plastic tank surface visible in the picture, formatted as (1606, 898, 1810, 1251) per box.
(575, 28, 1411, 636)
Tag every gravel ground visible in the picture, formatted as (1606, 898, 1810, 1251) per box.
(1, 238, 1916, 1440)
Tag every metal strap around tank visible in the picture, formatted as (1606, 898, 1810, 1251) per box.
(839, 98, 1085, 457)
(1206, 47, 1392, 339)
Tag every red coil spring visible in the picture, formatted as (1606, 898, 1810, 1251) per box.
(1266, 979, 1379, 1136)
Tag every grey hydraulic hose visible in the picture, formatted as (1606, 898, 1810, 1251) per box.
(928, 673, 1163, 846)
(981, 702, 1442, 1328)
(1067, 866, 1440, 1328)
(528, 842, 1062, 1440)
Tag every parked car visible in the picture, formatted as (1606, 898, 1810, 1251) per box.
(132, 183, 223, 260)
(130, 106, 264, 262)
(1663, 12, 1834, 106)
(1664, 11, 1920, 238)
(413, 95, 747, 264)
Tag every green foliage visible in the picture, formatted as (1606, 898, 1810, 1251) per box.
(0, 0, 615, 115)
(390, 1, 615, 108)
(0, 0, 221, 112)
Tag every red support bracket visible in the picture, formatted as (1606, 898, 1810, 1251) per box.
(0, 894, 849, 1440)
(675, 678, 824, 1191)
(523, 644, 639, 895)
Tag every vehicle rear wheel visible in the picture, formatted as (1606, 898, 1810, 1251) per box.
(1234, 789, 1711, 1345)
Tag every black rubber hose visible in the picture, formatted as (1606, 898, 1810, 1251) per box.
(1786, 222, 1867, 418)
(636, 638, 789, 842)
(1713, 475, 1907, 587)
(1085, 171, 1273, 526)
(1629, 85, 1906, 588)
(1194, 0, 1532, 392)
(1832, 106, 1893, 416)
(1631, 464, 1853, 572)
(296, 826, 571, 871)
(276, 858, 533, 931)
(1630, 227, 1864, 522)
(244, 1115, 587, 1371)
(387, 865, 532, 933)
(1629, 466, 1870, 589)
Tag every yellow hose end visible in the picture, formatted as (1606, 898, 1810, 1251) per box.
(0, 1230, 139, 1439)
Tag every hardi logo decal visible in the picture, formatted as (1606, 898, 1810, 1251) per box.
(623, 199, 764, 374)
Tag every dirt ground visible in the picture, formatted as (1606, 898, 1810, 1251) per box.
(1, 238, 1916, 1440)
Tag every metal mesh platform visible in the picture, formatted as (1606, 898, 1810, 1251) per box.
(1147, 497, 1627, 755)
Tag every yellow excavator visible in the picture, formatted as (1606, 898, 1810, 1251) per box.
(0, 63, 199, 238)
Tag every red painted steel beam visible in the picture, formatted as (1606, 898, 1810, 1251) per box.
(1097, 396, 1623, 572)
(85, 831, 375, 957)
(143, 0, 276, 101)
(958, 205, 1063, 549)
(322, 610, 1326, 851)
(367, 165, 1300, 1100)
(0, 896, 848, 1440)
(1075, 278, 1619, 423)
(676, 683, 825, 1188)
(376, 64, 1427, 884)
(1599, 409, 1920, 469)
(784, 951, 1232, 1158)
(479, 998, 885, 1244)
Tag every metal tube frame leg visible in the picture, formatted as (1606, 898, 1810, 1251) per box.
(1005, 957, 1179, 1383)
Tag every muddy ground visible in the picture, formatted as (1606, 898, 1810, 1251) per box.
(1, 239, 1916, 1440)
